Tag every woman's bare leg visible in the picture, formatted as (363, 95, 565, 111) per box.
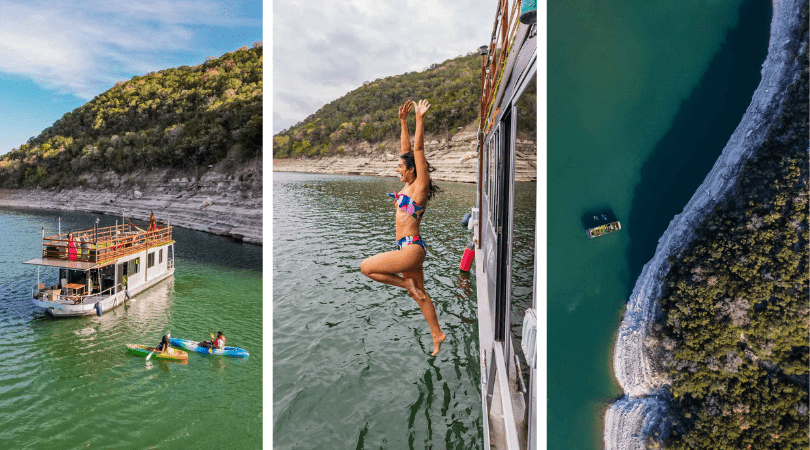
(361, 245, 446, 356)
(360, 245, 425, 301)
(403, 268, 446, 356)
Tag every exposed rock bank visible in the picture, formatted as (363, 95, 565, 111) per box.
(273, 125, 537, 183)
(605, 1, 806, 448)
(0, 158, 263, 245)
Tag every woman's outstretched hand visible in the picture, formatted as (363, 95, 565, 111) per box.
(398, 100, 413, 120)
(414, 99, 430, 118)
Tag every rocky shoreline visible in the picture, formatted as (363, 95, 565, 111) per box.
(0, 158, 263, 245)
(273, 124, 537, 183)
(604, 1, 806, 448)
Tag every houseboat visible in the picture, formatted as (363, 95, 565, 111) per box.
(471, 0, 537, 448)
(24, 218, 175, 317)
(586, 221, 622, 238)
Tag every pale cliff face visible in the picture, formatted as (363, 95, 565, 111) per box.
(0, 157, 264, 245)
(605, 0, 807, 448)
(273, 126, 537, 183)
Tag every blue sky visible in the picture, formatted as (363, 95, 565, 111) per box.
(0, 0, 262, 155)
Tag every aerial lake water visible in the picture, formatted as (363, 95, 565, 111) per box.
(0, 208, 262, 449)
(547, 0, 770, 448)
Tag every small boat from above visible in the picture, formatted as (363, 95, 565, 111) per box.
(170, 338, 249, 358)
(126, 344, 188, 361)
(586, 221, 621, 239)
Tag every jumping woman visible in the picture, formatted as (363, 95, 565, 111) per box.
(360, 99, 446, 356)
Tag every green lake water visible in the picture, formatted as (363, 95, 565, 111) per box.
(0, 209, 262, 449)
(547, 0, 770, 448)
(273, 172, 536, 449)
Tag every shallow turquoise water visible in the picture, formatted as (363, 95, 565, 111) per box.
(547, 0, 770, 448)
(0, 208, 262, 449)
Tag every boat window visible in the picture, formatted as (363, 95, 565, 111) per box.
(101, 264, 115, 293)
(490, 128, 499, 224)
(147, 252, 155, 268)
(490, 123, 504, 225)
(487, 136, 492, 222)
(128, 257, 140, 275)
(484, 138, 490, 201)
(159, 249, 163, 264)
(509, 74, 536, 391)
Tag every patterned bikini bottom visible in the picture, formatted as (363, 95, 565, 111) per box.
(396, 235, 427, 254)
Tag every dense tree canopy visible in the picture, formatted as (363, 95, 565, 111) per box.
(273, 52, 536, 158)
(0, 44, 263, 188)
(654, 17, 809, 449)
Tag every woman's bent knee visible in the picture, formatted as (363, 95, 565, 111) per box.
(360, 258, 372, 276)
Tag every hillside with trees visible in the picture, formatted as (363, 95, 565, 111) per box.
(0, 44, 262, 189)
(653, 16, 808, 449)
(273, 51, 536, 158)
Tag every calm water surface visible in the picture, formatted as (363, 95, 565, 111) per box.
(273, 171, 536, 449)
(548, 0, 770, 448)
(0, 209, 262, 449)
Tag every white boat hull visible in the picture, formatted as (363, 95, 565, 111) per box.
(33, 268, 175, 317)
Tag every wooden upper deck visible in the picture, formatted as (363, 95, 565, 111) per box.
(41, 223, 173, 266)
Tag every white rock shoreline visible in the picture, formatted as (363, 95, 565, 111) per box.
(0, 158, 263, 245)
(272, 125, 537, 183)
(604, 1, 806, 449)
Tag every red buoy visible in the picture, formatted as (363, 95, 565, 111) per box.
(459, 243, 475, 271)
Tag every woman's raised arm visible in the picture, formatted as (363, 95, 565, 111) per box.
(413, 99, 431, 190)
(399, 100, 413, 155)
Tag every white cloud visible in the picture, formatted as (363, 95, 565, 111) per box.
(0, 0, 260, 99)
(272, 0, 492, 133)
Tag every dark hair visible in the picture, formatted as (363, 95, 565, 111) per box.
(217, 331, 224, 336)
(401, 151, 440, 200)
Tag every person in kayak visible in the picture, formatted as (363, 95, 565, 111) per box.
(149, 335, 172, 354)
(359, 99, 446, 357)
(199, 331, 226, 349)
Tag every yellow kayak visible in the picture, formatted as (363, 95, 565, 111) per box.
(126, 344, 189, 362)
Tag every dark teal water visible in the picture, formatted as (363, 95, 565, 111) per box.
(547, 0, 770, 448)
(0, 208, 262, 449)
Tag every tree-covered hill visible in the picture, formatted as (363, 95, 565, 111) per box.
(653, 13, 809, 448)
(0, 44, 262, 189)
(273, 51, 536, 158)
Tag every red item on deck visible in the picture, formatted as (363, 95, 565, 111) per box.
(459, 243, 475, 271)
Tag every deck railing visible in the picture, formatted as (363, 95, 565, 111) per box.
(41, 223, 173, 265)
(478, 0, 523, 136)
(33, 283, 123, 305)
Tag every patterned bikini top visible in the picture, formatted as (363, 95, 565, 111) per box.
(388, 192, 425, 219)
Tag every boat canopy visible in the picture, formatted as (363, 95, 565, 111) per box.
(22, 258, 97, 270)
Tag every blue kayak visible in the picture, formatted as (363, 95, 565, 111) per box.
(169, 338, 249, 357)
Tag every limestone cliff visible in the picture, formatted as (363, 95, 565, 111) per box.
(273, 124, 537, 183)
(0, 158, 263, 245)
(604, 0, 806, 448)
